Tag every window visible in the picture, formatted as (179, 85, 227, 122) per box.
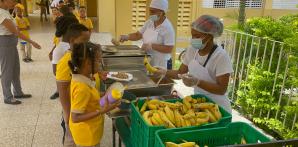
(272, 0, 298, 10)
(203, 0, 263, 8)
(178, 0, 192, 30)
(132, 0, 147, 31)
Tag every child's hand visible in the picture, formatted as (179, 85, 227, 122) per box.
(32, 41, 41, 49)
(99, 71, 108, 81)
(99, 97, 121, 114)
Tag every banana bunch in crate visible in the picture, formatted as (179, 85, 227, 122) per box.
(139, 96, 222, 128)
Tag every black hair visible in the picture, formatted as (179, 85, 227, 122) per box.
(59, 5, 74, 16)
(63, 23, 89, 42)
(59, 0, 64, 4)
(69, 42, 102, 75)
(55, 15, 78, 37)
(68, 2, 75, 8)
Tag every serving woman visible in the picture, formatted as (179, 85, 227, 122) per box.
(156, 15, 233, 113)
(0, 0, 41, 105)
(119, 0, 175, 69)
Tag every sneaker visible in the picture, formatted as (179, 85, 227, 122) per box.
(14, 94, 32, 99)
(4, 99, 22, 105)
(27, 58, 33, 62)
(50, 92, 59, 100)
(23, 58, 28, 62)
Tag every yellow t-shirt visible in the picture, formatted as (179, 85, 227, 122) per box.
(69, 74, 104, 146)
(56, 51, 72, 82)
(79, 17, 93, 30)
(15, 16, 30, 38)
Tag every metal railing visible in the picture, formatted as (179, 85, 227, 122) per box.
(218, 29, 298, 134)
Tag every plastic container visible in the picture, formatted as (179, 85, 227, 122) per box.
(130, 94, 232, 147)
(100, 82, 124, 107)
(155, 122, 272, 147)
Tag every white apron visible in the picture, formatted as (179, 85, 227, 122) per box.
(188, 49, 232, 113)
(143, 28, 168, 69)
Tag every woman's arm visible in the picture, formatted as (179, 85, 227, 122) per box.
(197, 73, 230, 95)
(2, 19, 41, 49)
(151, 44, 173, 53)
(127, 31, 142, 41)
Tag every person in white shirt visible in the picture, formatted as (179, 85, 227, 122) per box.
(156, 15, 233, 113)
(119, 0, 175, 69)
(0, 0, 41, 105)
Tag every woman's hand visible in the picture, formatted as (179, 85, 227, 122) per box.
(141, 43, 152, 52)
(98, 97, 121, 114)
(179, 74, 200, 87)
(32, 41, 41, 49)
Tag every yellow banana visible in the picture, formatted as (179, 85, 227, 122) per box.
(196, 118, 209, 126)
(142, 111, 152, 125)
(152, 112, 164, 125)
(179, 142, 196, 147)
(189, 118, 196, 126)
(158, 110, 176, 128)
(165, 142, 180, 147)
(174, 110, 182, 127)
(185, 119, 192, 127)
(192, 99, 198, 104)
(140, 100, 148, 113)
(209, 104, 222, 120)
(204, 109, 217, 123)
(164, 106, 175, 123)
(181, 117, 187, 127)
(150, 115, 159, 125)
(144, 56, 158, 73)
(194, 103, 215, 109)
(196, 112, 208, 118)
(148, 103, 158, 110)
(184, 96, 193, 102)
(148, 99, 160, 105)
(182, 104, 189, 114)
(160, 101, 180, 109)
(183, 98, 192, 109)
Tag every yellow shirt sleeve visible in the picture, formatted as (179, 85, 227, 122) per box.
(71, 85, 91, 113)
(56, 52, 72, 82)
(88, 18, 93, 29)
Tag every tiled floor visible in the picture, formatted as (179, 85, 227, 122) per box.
(0, 12, 270, 147)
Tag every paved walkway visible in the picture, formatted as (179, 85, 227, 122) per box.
(0, 12, 270, 147)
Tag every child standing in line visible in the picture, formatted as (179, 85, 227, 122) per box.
(78, 6, 93, 32)
(15, 6, 33, 62)
(68, 42, 120, 147)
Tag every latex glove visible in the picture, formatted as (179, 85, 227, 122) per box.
(119, 35, 129, 42)
(141, 43, 152, 52)
(179, 74, 200, 87)
(154, 66, 167, 77)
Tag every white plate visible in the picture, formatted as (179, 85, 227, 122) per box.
(107, 72, 133, 82)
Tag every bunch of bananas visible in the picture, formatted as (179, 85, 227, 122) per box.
(165, 141, 199, 147)
(140, 96, 222, 128)
(143, 56, 158, 74)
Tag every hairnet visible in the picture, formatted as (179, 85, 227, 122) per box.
(192, 15, 224, 37)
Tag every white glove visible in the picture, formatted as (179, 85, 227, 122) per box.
(119, 35, 129, 42)
(154, 66, 167, 77)
(141, 43, 152, 52)
(179, 74, 200, 87)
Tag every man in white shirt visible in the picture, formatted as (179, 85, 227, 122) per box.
(119, 0, 175, 69)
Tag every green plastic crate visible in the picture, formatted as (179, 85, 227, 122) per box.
(155, 122, 272, 147)
(130, 94, 232, 147)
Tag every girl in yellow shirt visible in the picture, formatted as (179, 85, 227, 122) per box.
(68, 42, 120, 147)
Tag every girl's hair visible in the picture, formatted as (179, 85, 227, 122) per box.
(69, 42, 102, 74)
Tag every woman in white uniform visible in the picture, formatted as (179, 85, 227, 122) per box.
(156, 15, 233, 113)
(119, 0, 175, 69)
